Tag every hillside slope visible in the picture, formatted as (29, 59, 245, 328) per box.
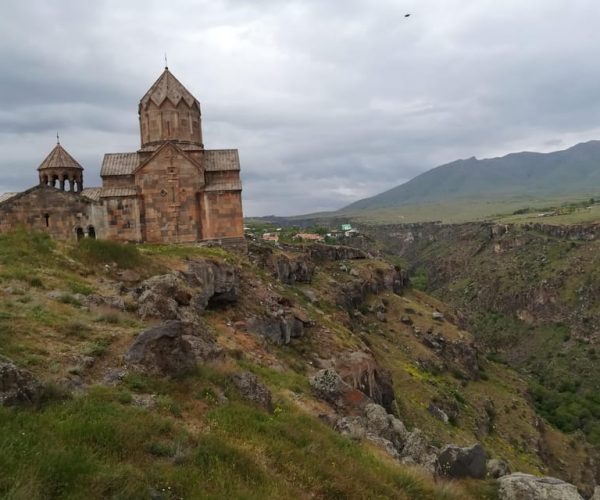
(0, 231, 595, 498)
(343, 141, 600, 211)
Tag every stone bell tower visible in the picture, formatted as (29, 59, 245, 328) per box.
(138, 66, 204, 149)
(37, 139, 84, 192)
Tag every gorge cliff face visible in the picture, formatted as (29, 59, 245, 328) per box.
(362, 221, 600, 467)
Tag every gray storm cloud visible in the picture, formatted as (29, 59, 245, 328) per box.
(1, 0, 600, 215)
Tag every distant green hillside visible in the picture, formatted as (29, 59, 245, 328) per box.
(343, 140, 600, 211)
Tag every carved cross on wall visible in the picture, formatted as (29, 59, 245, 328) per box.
(166, 152, 178, 204)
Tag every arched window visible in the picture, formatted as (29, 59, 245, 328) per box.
(76, 227, 84, 240)
(43, 213, 50, 227)
(88, 226, 96, 239)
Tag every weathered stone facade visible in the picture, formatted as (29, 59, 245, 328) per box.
(0, 68, 244, 245)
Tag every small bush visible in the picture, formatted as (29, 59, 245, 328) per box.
(28, 277, 44, 288)
(147, 441, 175, 457)
(410, 267, 429, 291)
(84, 337, 113, 357)
(60, 321, 92, 338)
(68, 281, 93, 296)
(156, 395, 182, 417)
(58, 293, 82, 307)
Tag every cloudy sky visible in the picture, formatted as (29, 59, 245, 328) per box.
(2, 0, 600, 215)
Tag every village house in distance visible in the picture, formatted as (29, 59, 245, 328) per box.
(0, 67, 244, 245)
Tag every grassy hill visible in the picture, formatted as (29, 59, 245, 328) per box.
(0, 230, 595, 497)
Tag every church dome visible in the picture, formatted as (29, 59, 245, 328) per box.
(138, 68, 203, 148)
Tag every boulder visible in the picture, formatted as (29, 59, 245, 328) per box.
(400, 429, 439, 473)
(137, 290, 179, 320)
(0, 357, 45, 407)
(183, 334, 223, 363)
(590, 486, 600, 500)
(124, 321, 197, 377)
(436, 443, 487, 479)
(498, 473, 583, 500)
(486, 458, 511, 479)
(310, 368, 348, 404)
(365, 435, 400, 460)
(364, 403, 408, 448)
(138, 273, 192, 306)
(428, 403, 450, 424)
(231, 372, 272, 411)
(335, 404, 408, 461)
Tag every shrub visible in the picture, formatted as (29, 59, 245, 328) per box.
(410, 267, 429, 291)
(58, 293, 82, 307)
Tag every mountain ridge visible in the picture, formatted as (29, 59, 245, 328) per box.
(342, 140, 600, 212)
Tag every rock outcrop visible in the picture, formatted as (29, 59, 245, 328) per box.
(0, 357, 45, 407)
(306, 243, 368, 262)
(249, 244, 315, 285)
(498, 473, 584, 500)
(336, 266, 407, 312)
(183, 260, 239, 310)
(334, 351, 396, 413)
(420, 331, 480, 379)
(134, 259, 239, 320)
(247, 313, 308, 345)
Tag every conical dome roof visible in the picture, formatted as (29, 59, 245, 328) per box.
(37, 143, 83, 171)
(140, 68, 198, 108)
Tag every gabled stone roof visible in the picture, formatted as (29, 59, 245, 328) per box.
(99, 148, 239, 177)
(100, 153, 139, 176)
(140, 68, 198, 108)
(204, 150, 240, 171)
(80, 187, 102, 201)
(0, 192, 18, 203)
(37, 143, 83, 171)
(100, 187, 138, 198)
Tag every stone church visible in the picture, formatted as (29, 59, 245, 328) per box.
(0, 67, 244, 244)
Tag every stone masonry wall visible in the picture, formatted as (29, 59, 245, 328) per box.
(101, 196, 143, 242)
(201, 190, 244, 240)
(0, 186, 102, 241)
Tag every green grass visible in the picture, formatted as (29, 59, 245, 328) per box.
(0, 384, 472, 500)
(71, 239, 144, 269)
(139, 243, 233, 262)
